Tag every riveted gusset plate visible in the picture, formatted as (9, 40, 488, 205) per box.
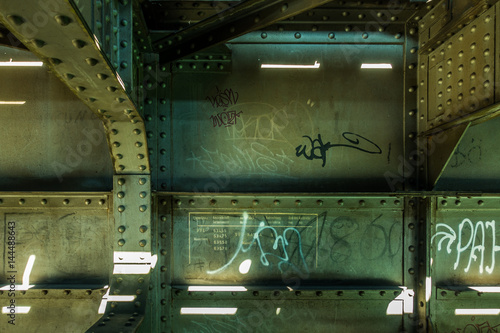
(0, 0, 150, 174)
(428, 123, 470, 189)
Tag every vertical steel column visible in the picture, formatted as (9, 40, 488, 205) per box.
(158, 66, 171, 191)
(142, 54, 159, 190)
(403, 197, 419, 332)
(117, 0, 133, 91)
(404, 20, 420, 191)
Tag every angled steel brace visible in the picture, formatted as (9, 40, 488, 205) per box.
(155, 0, 334, 64)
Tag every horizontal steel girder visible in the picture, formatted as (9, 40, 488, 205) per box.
(155, 0, 334, 63)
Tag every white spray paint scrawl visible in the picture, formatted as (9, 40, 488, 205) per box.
(432, 218, 500, 274)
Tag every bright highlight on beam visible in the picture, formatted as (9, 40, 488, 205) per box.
(455, 309, 500, 315)
(98, 287, 136, 314)
(361, 63, 393, 69)
(187, 286, 247, 292)
(180, 308, 238, 315)
(0, 255, 36, 291)
(0, 101, 26, 105)
(261, 61, 320, 69)
(469, 287, 500, 293)
(386, 287, 414, 315)
(426, 277, 432, 302)
(0, 61, 43, 67)
(2, 306, 31, 314)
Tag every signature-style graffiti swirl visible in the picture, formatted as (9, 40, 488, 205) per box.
(295, 132, 382, 167)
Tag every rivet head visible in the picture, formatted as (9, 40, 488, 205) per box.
(99, 199, 106, 205)
(274, 200, 280, 206)
(85, 199, 91, 205)
(55, 15, 72, 26)
(210, 199, 217, 206)
(295, 200, 302, 206)
(63, 199, 70, 205)
(117, 178, 125, 185)
(85, 58, 98, 66)
(253, 199, 259, 205)
(139, 240, 147, 247)
(337, 199, 344, 206)
(41, 199, 47, 205)
(408, 268, 415, 274)
(139, 178, 147, 185)
(139, 225, 148, 233)
(118, 239, 126, 246)
(231, 199, 238, 206)
(478, 200, 484, 206)
(139, 191, 147, 198)
(117, 191, 125, 199)
(139, 205, 147, 212)
(118, 205, 125, 212)
(118, 226, 126, 233)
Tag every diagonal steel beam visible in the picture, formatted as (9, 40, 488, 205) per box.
(0, 0, 150, 175)
(155, 0, 334, 63)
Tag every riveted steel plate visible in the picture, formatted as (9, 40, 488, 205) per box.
(430, 196, 500, 285)
(0, 297, 104, 333)
(0, 0, 150, 174)
(431, 299, 500, 333)
(168, 195, 404, 286)
(168, 43, 403, 192)
(0, 193, 110, 286)
(0, 47, 112, 191)
(171, 299, 406, 332)
(424, 6, 495, 130)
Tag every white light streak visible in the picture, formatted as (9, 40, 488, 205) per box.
(0, 255, 36, 290)
(455, 309, 500, 315)
(361, 63, 393, 69)
(426, 277, 432, 302)
(386, 287, 414, 315)
(261, 61, 320, 69)
(180, 307, 238, 315)
(98, 287, 136, 314)
(0, 101, 26, 105)
(0, 61, 43, 67)
(469, 287, 500, 293)
(187, 286, 247, 292)
(2, 306, 31, 314)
